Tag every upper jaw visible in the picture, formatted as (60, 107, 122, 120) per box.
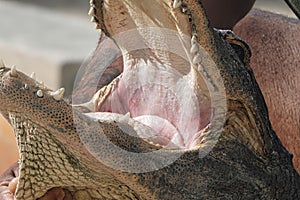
(89, 0, 192, 35)
(87, 0, 221, 87)
(88, 0, 215, 48)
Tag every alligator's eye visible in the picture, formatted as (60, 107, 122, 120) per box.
(36, 90, 44, 98)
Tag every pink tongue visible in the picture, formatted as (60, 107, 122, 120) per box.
(98, 80, 210, 148)
(134, 115, 184, 147)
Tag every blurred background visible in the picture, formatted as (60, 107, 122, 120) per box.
(0, 0, 297, 174)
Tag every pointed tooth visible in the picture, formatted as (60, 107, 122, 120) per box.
(197, 63, 204, 72)
(30, 72, 36, 81)
(0, 60, 5, 69)
(190, 43, 199, 54)
(182, 7, 188, 13)
(91, 16, 97, 23)
(50, 88, 65, 101)
(88, 7, 96, 16)
(119, 112, 131, 123)
(10, 65, 17, 76)
(193, 54, 201, 64)
(125, 112, 131, 118)
(173, 0, 182, 8)
(89, 0, 95, 6)
(36, 90, 44, 98)
(40, 81, 45, 88)
(191, 35, 197, 43)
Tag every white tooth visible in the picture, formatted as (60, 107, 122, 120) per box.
(125, 112, 130, 118)
(30, 72, 36, 81)
(0, 60, 5, 68)
(182, 7, 188, 13)
(10, 65, 17, 76)
(119, 112, 131, 123)
(91, 16, 97, 22)
(88, 7, 96, 16)
(173, 0, 182, 8)
(36, 90, 43, 98)
(190, 43, 199, 54)
(89, 0, 95, 6)
(191, 35, 197, 43)
(50, 88, 65, 101)
(40, 81, 45, 88)
(197, 63, 203, 71)
(193, 54, 201, 64)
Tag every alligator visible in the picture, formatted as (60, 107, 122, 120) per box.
(0, 0, 299, 199)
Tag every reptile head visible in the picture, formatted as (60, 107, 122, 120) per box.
(1, 0, 300, 199)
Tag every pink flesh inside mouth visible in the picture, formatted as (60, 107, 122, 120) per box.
(96, 60, 212, 149)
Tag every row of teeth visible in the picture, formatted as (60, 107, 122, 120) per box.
(2, 63, 65, 101)
(172, 1, 201, 66)
(88, 0, 101, 30)
(87, 0, 197, 59)
(88, 0, 199, 64)
(172, 0, 217, 90)
(86, 0, 215, 89)
(29, 71, 65, 101)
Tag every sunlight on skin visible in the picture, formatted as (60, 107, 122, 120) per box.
(0, 0, 257, 175)
(0, 0, 256, 199)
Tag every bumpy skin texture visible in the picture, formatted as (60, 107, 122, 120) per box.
(1, 0, 300, 199)
(234, 9, 300, 173)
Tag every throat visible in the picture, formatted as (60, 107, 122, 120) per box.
(96, 58, 212, 148)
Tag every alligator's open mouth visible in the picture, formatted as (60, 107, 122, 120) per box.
(86, 56, 213, 149)
(74, 0, 224, 149)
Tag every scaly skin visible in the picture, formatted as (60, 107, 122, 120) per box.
(0, 0, 300, 199)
